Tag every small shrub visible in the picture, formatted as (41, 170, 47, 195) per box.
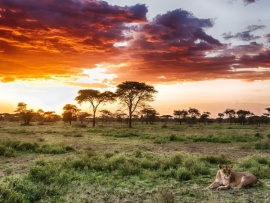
(200, 154, 230, 164)
(4, 148, 15, 157)
(0, 145, 6, 155)
(254, 141, 270, 150)
(134, 150, 142, 158)
(104, 152, 114, 158)
(169, 134, 177, 141)
(37, 138, 45, 142)
(254, 133, 263, 139)
(169, 154, 183, 168)
(0, 185, 27, 203)
(73, 134, 84, 137)
(36, 144, 67, 154)
(65, 145, 75, 152)
(155, 187, 175, 203)
(17, 142, 39, 152)
(4, 140, 20, 149)
(177, 168, 192, 181)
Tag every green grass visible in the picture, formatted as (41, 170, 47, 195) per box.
(0, 121, 269, 202)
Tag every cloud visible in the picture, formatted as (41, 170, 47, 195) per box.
(0, 0, 147, 82)
(265, 34, 270, 43)
(223, 25, 265, 41)
(0, 1, 269, 84)
(243, 0, 260, 5)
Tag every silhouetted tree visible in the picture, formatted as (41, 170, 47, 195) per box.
(173, 110, 188, 124)
(99, 109, 113, 123)
(200, 112, 211, 123)
(62, 104, 80, 125)
(224, 109, 236, 125)
(140, 106, 159, 124)
(236, 109, 251, 125)
(43, 111, 60, 122)
(15, 102, 34, 125)
(77, 112, 91, 124)
(188, 107, 200, 124)
(75, 89, 116, 127)
(116, 81, 157, 128)
(115, 110, 127, 123)
(217, 113, 225, 123)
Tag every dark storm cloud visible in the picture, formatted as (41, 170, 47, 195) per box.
(130, 9, 222, 52)
(243, 0, 260, 5)
(0, 0, 269, 83)
(0, 0, 148, 81)
(265, 34, 270, 43)
(223, 25, 265, 41)
(0, 0, 147, 50)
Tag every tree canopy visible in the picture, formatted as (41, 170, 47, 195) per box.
(116, 81, 157, 128)
(75, 89, 116, 127)
(15, 102, 34, 125)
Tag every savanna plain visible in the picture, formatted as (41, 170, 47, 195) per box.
(0, 121, 270, 203)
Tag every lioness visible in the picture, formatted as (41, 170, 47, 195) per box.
(208, 164, 263, 190)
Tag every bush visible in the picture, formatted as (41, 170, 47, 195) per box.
(0, 185, 27, 203)
(4, 140, 20, 149)
(4, 148, 15, 157)
(36, 144, 67, 154)
(17, 142, 39, 152)
(155, 187, 175, 203)
(254, 133, 263, 139)
(238, 155, 270, 179)
(254, 141, 270, 149)
(200, 154, 231, 164)
(177, 168, 192, 181)
(0, 145, 6, 155)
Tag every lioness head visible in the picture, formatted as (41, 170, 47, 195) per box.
(219, 164, 233, 180)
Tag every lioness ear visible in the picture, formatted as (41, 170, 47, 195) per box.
(218, 164, 223, 169)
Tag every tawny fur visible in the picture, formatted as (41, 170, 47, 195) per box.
(208, 164, 263, 190)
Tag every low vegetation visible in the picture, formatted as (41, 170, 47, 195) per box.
(0, 121, 269, 202)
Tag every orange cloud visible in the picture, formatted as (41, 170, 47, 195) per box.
(0, 0, 270, 85)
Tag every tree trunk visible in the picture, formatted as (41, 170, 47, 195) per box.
(129, 113, 132, 128)
(93, 113, 96, 127)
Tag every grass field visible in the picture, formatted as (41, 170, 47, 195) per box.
(0, 121, 269, 203)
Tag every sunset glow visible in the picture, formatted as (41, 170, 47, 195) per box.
(1, 0, 270, 117)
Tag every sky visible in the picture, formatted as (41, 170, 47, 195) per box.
(0, 0, 270, 117)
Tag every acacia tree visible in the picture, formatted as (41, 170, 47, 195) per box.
(224, 109, 236, 125)
(188, 107, 200, 124)
(75, 89, 116, 127)
(99, 109, 113, 123)
(173, 110, 188, 124)
(217, 113, 225, 123)
(15, 102, 34, 125)
(116, 81, 157, 128)
(62, 104, 80, 125)
(140, 106, 159, 124)
(200, 112, 211, 123)
(236, 109, 252, 125)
